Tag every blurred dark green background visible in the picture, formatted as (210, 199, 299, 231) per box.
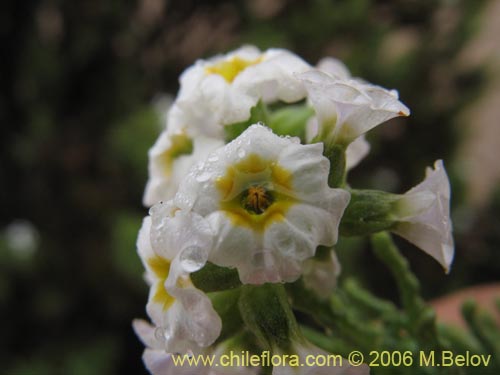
(1, 0, 499, 373)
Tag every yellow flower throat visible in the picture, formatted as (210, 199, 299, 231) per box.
(148, 256, 175, 311)
(216, 154, 296, 232)
(205, 56, 262, 83)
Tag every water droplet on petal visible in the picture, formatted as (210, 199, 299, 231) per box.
(196, 172, 211, 182)
(180, 245, 206, 272)
(237, 148, 246, 158)
(174, 191, 190, 208)
(275, 235, 296, 256)
(154, 327, 166, 342)
(154, 325, 173, 343)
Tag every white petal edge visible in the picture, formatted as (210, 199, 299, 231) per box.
(392, 160, 454, 272)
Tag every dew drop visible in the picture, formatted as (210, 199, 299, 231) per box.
(155, 327, 167, 342)
(180, 245, 206, 272)
(178, 190, 192, 204)
(195, 172, 211, 182)
(194, 330, 208, 345)
(275, 235, 296, 256)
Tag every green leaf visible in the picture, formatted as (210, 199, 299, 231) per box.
(209, 288, 244, 341)
(268, 104, 314, 140)
(371, 232, 440, 347)
(239, 284, 299, 351)
(462, 299, 500, 364)
(190, 262, 242, 293)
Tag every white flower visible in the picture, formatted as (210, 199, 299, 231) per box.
(136, 203, 222, 354)
(151, 93, 174, 130)
(173, 124, 350, 284)
(133, 320, 258, 375)
(299, 69, 410, 146)
(176, 45, 311, 137)
(133, 319, 203, 375)
(273, 341, 369, 375)
(143, 105, 224, 206)
(316, 57, 351, 80)
(306, 116, 370, 171)
(345, 136, 370, 170)
(133, 319, 211, 375)
(392, 160, 454, 272)
(302, 249, 341, 299)
(303, 57, 373, 170)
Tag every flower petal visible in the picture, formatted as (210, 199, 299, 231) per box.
(392, 160, 454, 272)
(174, 124, 350, 284)
(139, 204, 222, 351)
(302, 249, 341, 299)
(300, 70, 409, 144)
(176, 46, 310, 136)
(345, 135, 370, 171)
(149, 202, 214, 261)
(317, 57, 351, 80)
(234, 48, 310, 103)
(133, 319, 161, 350)
(143, 349, 207, 375)
(165, 256, 223, 348)
(143, 105, 224, 206)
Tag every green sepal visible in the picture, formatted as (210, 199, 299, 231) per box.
(340, 189, 401, 236)
(216, 330, 263, 358)
(209, 288, 244, 342)
(239, 284, 299, 351)
(224, 101, 270, 142)
(190, 262, 242, 293)
(267, 104, 314, 141)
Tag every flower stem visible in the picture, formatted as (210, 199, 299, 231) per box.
(324, 143, 347, 188)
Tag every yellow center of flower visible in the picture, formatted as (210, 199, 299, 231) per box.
(216, 154, 296, 232)
(242, 185, 273, 215)
(205, 56, 262, 83)
(148, 256, 175, 311)
(160, 132, 193, 176)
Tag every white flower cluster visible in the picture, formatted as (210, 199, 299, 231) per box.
(134, 45, 454, 374)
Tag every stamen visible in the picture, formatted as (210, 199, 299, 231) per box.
(242, 186, 273, 215)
